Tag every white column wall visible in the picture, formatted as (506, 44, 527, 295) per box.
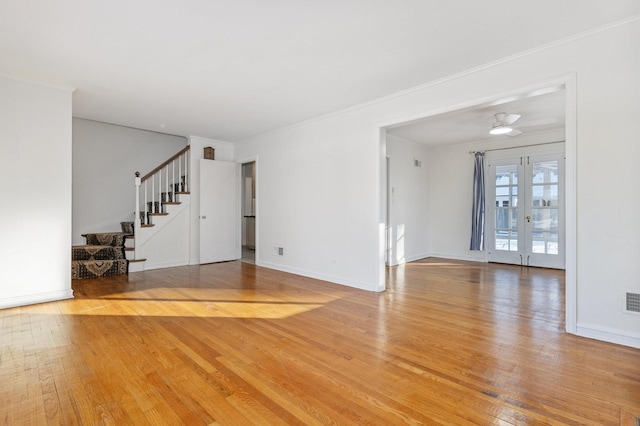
(0, 75, 74, 308)
(235, 18, 640, 347)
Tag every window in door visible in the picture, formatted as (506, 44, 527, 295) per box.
(487, 150, 565, 269)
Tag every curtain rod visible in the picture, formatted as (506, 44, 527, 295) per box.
(469, 140, 565, 154)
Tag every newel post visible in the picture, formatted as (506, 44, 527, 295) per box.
(134, 171, 141, 229)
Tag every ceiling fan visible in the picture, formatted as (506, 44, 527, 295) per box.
(489, 112, 522, 136)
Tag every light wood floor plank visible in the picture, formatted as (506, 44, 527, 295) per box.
(1, 258, 639, 425)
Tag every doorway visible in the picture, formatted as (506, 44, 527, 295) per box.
(380, 75, 577, 332)
(486, 145, 565, 269)
(241, 161, 256, 264)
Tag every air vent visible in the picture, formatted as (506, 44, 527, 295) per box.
(626, 292, 640, 313)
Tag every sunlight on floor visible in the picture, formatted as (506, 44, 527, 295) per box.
(56, 287, 344, 319)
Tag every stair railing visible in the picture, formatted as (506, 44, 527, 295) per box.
(134, 146, 190, 230)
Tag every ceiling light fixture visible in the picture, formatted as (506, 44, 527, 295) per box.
(489, 124, 513, 135)
(489, 112, 521, 136)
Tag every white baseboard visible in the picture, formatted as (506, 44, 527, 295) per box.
(142, 259, 190, 271)
(387, 253, 430, 266)
(257, 260, 381, 292)
(128, 261, 145, 273)
(427, 252, 487, 263)
(575, 323, 640, 349)
(0, 289, 74, 309)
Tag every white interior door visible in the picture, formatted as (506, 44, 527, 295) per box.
(200, 159, 239, 264)
(486, 149, 565, 269)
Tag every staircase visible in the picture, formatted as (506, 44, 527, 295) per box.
(71, 232, 129, 279)
(72, 146, 191, 278)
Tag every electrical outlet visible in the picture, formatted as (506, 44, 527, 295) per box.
(278, 247, 284, 256)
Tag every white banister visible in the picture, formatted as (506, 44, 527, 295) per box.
(134, 146, 191, 229)
(134, 172, 141, 228)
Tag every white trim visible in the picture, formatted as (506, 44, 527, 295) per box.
(380, 74, 572, 130)
(141, 259, 191, 271)
(564, 74, 578, 334)
(402, 253, 432, 264)
(238, 15, 640, 144)
(426, 253, 488, 263)
(576, 323, 640, 349)
(403, 253, 430, 263)
(378, 130, 387, 290)
(128, 261, 146, 273)
(258, 260, 380, 293)
(386, 252, 432, 267)
(0, 290, 74, 309)
(0, 70, 76, 92)
(236, 155, 259, 262)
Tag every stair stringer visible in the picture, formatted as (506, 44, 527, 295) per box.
(134, 195, 191, 271)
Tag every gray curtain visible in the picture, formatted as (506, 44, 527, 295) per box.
(470, 151, 485, 250)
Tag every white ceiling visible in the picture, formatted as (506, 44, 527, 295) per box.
(1, 1, 639, 142)
(387, 88, 566, 146)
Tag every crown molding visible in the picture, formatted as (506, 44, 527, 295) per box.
(0, 70, 76, 92)
(238, 13, 640, 144)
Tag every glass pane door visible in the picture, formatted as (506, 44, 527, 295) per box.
(526, 154, 565, 268)
(495, 164, 519, 252)
(487, 158, 523, 265)
(487, 151, 565, 269)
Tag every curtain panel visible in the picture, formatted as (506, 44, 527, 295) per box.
(470, 151, 485, 251)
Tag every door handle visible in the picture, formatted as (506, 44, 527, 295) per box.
(526, 215, 531, 222)
(201, 216, 207, 219)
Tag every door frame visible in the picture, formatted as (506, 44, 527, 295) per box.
(378, 73, 577, 334)
(237, 155, 259, 262)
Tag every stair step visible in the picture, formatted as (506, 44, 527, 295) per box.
(162, 202, 181, 205)
(141, 224, 155, 228)
(83, 232, 127, 247)
(149, 212, 169, 216)
(72, 245, 125, 261)
(176, 191, 190, 195)
(72, 259, 128, 279)
(128, 258, 146, 263)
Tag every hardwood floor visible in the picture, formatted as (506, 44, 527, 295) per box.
(1, 259, 639, 425)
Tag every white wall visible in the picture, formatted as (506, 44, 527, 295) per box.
(136, 198, 191, 270)
(236, 118, 383, 291)
(386, 133, 430, 265)
(427, 130, 565, 262)
(187, 136, 235, 264)
(0, 75, 74, 308)
(236, 18, 640, 347)
(72, 118, 187, 245)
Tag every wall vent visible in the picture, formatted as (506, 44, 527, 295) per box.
(626, 292, 640, 313)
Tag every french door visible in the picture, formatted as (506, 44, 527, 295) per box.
(486, 151, 565, 269)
